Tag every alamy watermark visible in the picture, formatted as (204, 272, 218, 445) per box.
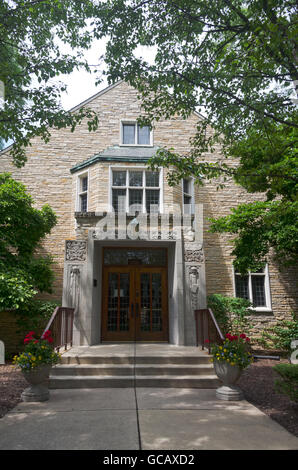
(91, 202, 198, 241)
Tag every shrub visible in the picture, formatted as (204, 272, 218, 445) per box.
(273, 364, 298, 403)
(15, 299, 60, 338)
(257, 313, 298, 354)
(207, 294, 252, 336)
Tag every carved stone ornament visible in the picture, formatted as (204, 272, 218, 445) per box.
(184, 249, 204, 263)
(65, 240, 87, 262)
(188, 266, 200, 311)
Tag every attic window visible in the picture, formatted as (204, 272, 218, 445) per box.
(121, 122, 152, 146)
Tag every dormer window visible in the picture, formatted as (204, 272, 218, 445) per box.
(121, 121, 152, 146)
(77, 172, 88, 212)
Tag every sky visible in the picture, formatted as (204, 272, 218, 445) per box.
(54, 37, 108, 111)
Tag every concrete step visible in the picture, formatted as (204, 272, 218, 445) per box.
(49, 374, 220, 389)
(52, 364, 215, 377)
(60, 355, 212, 365)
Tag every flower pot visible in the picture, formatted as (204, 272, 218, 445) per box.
(213, 360, 244, 401)
(21, 364, 51, 402)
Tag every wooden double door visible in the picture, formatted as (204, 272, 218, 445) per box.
(102, 266, 168, 341)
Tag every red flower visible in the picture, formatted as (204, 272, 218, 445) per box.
(245, 337, 250, 342)
(240, 334, 246, 339)
(41, 330, 54, 344)
(204, 339, 210, 343)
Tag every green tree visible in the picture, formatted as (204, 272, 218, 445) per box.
(92, 0, 298, 271)
(0, 173, 57, 311)
(0, 0, 98, 167)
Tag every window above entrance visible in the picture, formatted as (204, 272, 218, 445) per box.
(110, 168, 162, 214)
(103, 248, 167, 266)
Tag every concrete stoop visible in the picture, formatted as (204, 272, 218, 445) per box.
(49, 354, 220, 389)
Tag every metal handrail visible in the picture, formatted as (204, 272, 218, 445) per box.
(41, 306, 75, 352)
(194, 308, 225, 353)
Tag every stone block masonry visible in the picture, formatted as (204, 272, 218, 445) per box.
(0, 81, 296, 341)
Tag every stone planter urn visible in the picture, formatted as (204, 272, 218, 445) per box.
(214, 360, 244, 401)
(21, 365, 51, 402)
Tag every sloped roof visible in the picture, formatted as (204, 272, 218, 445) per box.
(70, 145, 161, 173)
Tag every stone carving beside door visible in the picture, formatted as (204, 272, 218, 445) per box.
(184, 249, 204, 263)
(188, 266, 200, 311)
(65, 240, 87, 261)
(69, 266, 81, 313)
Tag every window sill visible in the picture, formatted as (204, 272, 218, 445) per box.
(119, 144, 154, 148)
(248, 307, 273, 314)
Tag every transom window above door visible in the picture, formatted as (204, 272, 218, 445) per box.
(121, 121, 152, 146)
(111, 169, 161, 213)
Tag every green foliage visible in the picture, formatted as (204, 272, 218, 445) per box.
(0, 0, 99, 166)
(93, 0, 298, 272)
(0, 173, 57, 310)
(15, 299, 60, 336)
(209, 200, 298, 274)
(257, 313, 298, 354)
(207, 294, 252, 336)
(273, 364, 298, 403)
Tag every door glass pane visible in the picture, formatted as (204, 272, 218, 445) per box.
(119, 273, 130, 331)
(252, 275, 266, 307)
(129, 171, 143, 187)
(137, 125, 150, 145)
(112, 188, 126, 212)
(107, 273, 130, 331)
(107, 273, 118, 331)
(152, 273, 162, 331)
(235, 275, 249, 300)
(113, 170, 126, 186)
(123, 124, 135, 144)
(140, 273, 151, 331)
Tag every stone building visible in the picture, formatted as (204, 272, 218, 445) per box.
(0, 81, 297, 347)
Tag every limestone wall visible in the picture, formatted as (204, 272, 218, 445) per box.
(0, 80, 296, 335)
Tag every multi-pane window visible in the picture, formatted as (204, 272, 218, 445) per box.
(121, 122, 152, 145)
(78, 174, 88, 212)
(111, 169, 160, 213)
(234, 266, 271, 310)
(182, 178, 194, 214)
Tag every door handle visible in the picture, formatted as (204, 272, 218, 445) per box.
(131, 303, 134, 318)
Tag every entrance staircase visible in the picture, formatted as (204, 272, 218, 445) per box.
(49, 344, 220, 389)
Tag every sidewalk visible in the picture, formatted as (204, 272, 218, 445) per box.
(0, 388, 297, 450)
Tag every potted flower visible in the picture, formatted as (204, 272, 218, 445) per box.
(210, 333, 253, 400)
(13, 330, 61, 402)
